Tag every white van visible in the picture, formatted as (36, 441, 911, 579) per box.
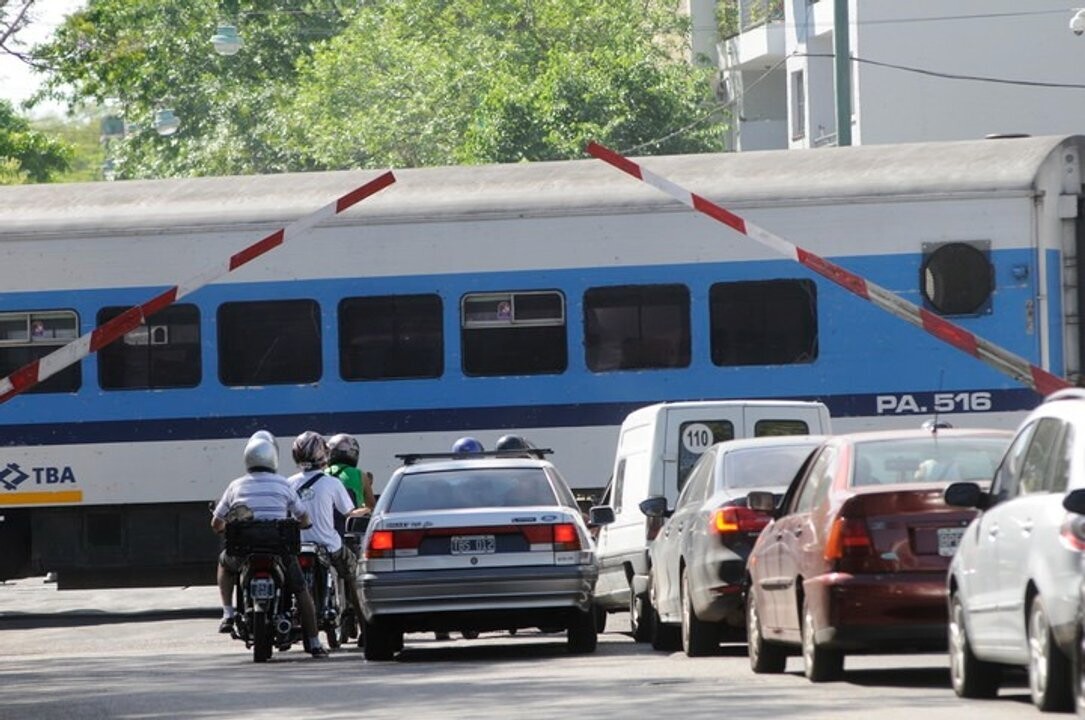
(591, 399, 831, 639)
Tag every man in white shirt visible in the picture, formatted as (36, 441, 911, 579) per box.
(288, 431, 369, 645)
(211, 431, 328, 658)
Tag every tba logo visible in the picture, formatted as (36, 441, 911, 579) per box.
(0, 463, 76, 491)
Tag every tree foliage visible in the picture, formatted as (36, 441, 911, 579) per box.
(0, 99, 71, 184)
(33, 0, 726, 178)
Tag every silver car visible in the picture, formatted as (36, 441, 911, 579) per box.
(358, 450, 603, 660)
(946, 389, 1085, 712)
(641, 435, 824, 656)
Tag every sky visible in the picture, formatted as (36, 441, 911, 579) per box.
(0, 0, 87, 117)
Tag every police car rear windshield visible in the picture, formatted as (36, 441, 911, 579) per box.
(388, 469, 559, 512)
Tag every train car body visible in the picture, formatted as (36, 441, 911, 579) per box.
(0, 135, 1079, 587)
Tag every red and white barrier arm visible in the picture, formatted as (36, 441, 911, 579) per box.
(0, 170, 397, 404)
(586, 141, 1070, 396)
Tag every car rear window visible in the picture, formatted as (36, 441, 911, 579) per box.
(852, 436, 1008, 487)
(723, 443, 819, 491)
(387, 468, 559, 512)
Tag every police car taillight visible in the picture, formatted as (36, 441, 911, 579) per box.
(366, 529, 424, 559)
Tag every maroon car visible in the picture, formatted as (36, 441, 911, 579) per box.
(744, 426, 1011, 682)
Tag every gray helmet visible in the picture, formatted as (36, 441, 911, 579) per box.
(495, 434, 532, 452)
(292, 430, 328, 470)
(244, 436, 279, 472)
(326, 433, 360, 467)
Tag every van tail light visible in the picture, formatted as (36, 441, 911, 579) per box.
(365, 529, 425, 558)
(1059, 513, 1085, 551)
(710, 506, 771, 535)
(824, 517, 874, 561)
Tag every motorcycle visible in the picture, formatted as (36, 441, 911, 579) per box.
(224, 518, 302, 662)
(297, 540, 344, 649)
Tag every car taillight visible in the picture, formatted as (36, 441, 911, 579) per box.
(824, 517, 873, 561)
(553, 523, 580, 551)
(365, 529, 424, 558)
(710, 506, 770, 535)
(1059, 513, 1085, 551)
(522, 523, 582, 551)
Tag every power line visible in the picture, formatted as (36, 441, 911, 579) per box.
(800, 52, 1085, 90)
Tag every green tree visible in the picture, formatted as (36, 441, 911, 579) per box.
(288, 0, 728, 168)
(32, 112, 105, 183)
(33, 0, 727, 178)
(32, 0, 349, 179)
(0, 99, 71, 184)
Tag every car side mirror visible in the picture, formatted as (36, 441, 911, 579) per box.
(747, 490, 777, 514)
(1063, 488, 1085, 514)
(943, 481, 987, 510)
(588, 506, 616, 526)
(638, 495, 668, 518)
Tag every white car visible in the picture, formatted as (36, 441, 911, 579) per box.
(945, 389, 1085, 712)
(358, 449, 607, 660)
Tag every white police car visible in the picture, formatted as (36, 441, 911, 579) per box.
(357, 448, 607, 659)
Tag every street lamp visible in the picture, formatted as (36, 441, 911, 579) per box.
(1071, 9, 1085, 36)
(211, 24, 243, 56)
(153, 108, 181, 136)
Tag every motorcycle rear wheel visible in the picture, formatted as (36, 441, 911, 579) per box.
(253, 611, 273, 663)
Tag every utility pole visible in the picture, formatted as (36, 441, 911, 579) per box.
(833, 0, 852, 146)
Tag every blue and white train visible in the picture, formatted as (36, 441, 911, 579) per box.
(0, 134, 1079, 587)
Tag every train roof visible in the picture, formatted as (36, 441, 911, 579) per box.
(0, 134, 1077, 236)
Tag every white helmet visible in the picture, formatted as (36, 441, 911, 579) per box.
(244, 436, 279, 472)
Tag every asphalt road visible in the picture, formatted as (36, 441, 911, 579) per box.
(0, 576, 1051, 720)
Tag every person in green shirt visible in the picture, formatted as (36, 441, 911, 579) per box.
(325, 433, 375, 512)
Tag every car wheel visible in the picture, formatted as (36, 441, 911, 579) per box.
(630, 585, 653, 643)
(948, 591, 1001, 698)
(747, 586, 786, 674)
(801, 597, 843, 682)
(650, 602, 682, 652)
(363, 618, 400, 661)
(1028, 594, 1074, 712)
(567, 609, 598, 654)
(461, 629, 480, 640)
(681, 570, 718, 657)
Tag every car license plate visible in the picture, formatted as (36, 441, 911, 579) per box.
(450, 535, 496, 555)
(249, 577, 276, 600)
(937, 527, 965, 557)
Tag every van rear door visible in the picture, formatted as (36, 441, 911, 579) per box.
(662, 408, 742, 502)
(742, 404, 830, 438)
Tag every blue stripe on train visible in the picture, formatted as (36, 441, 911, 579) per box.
(0, 388, 1042, 447)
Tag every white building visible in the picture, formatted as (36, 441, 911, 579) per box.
(718, 0, 1085, 151)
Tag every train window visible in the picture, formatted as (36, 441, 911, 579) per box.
(583, 284, 690, 371)
(461, 291, 567, 376)
(0, 310, 81, 393)
(97, 305, 201, 390)
(709, 279, 817, 366)
(339, 294, 443, 380)
(217, 299, 321, 386)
